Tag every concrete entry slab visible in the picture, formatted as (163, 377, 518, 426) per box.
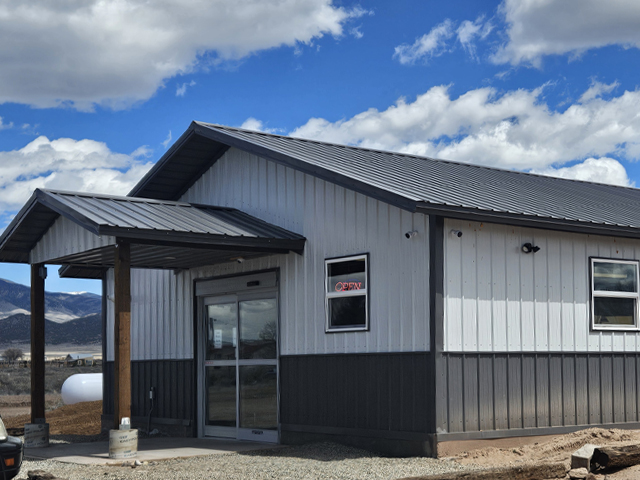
(24, 437, 282, 465)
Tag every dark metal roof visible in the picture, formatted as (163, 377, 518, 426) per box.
(0, 189, 305, 266)
(131, 122, 640, 238)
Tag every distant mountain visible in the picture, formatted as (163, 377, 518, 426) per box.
(0, 313, 101, 345)
(0, 278, 101, 323)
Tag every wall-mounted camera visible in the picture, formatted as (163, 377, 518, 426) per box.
(405, 230, 418, 239)
(450, 230, 463, 238)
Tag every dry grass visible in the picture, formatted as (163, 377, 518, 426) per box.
(0, 364, 100, 395)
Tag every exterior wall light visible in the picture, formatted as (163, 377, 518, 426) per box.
(522, 242, 540, 254)
(450, 229, 463, 238)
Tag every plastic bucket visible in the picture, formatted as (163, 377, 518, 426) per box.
(24, 423, 49, 448)
(109, 429, 138, 459)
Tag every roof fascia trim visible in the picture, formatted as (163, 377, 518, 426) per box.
(104, 227, 306, 254)
(416, 203, 640, 239)
(191, 123, 418, 213)
(35, 190, 101, 236)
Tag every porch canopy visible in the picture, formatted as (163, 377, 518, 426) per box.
(0, 188, 305, 429)
(0, 188, 305, 269)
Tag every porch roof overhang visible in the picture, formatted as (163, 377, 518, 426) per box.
(0, 189, 306, 271)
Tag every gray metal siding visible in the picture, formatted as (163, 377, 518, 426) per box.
(154, 147, 429, 357)
(444, 218, 640, 353)
(31, 215, 115, 264)
(440, 352, 640, 434)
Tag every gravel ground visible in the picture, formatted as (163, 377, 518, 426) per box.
(15, 442, 481, 480)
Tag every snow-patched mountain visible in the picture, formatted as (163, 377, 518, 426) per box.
(0, 278, 101, 323)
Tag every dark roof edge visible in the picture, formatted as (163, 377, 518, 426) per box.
(418, 204, 640, 240)
(0, 191, 40, 254)
(128, 126, 197, 197)
(190, 123, 419, 212)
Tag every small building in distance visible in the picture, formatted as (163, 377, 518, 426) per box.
(65, 354, 94, 367)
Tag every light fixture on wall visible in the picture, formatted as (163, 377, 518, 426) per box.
(522, 242, 540, 254)
(450, 229, 463, 238)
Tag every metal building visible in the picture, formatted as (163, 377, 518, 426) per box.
(4, 121, 640, 455)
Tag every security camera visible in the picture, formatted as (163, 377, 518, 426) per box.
(405, 230, 418, 239)
(450, 229, 463, 238)
(237, 257, 245, 263)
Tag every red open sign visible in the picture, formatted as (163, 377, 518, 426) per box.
(335, 281, 362, 292)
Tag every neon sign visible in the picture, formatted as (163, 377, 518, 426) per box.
(335, 281, 363, 292)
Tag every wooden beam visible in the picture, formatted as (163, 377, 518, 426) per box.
(30, 264, 46, 424)
(113, 241, 131, 429)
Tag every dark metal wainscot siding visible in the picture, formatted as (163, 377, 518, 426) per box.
(440, 352, 640, 440)
(103, 360, 194, 435)
(280, 352, 436, 457)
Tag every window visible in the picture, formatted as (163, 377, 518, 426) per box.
(591, 258, 640, 330)
(325, 254, 369, 332)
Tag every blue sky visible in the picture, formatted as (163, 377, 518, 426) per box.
(2, 0, 640, 294)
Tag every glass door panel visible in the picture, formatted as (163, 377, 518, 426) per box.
(239, 298, 277, 359)
(205, 366, 236, 428)
(239, 365, 278, 430)
(206, 303, 237, 361)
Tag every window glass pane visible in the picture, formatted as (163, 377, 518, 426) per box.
(239, 299, 277, 359)
(593, 262, 638, 293)
(206, 303, 236, 361)
(327, 258, 366, 293)
(239, 366, 278, 430)
(594, 297, 636, 326)
(329, 296, 366, 328)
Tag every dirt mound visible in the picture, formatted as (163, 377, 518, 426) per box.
(453, 428, 640, 468)
(3, 400, 102, 436)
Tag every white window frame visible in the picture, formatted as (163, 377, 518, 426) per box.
(325, 254, 369, 333)
(591, 258, 640, 331)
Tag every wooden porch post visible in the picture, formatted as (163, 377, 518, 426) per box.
(113, 241, 131, 429)
(30, 264, 46, 424)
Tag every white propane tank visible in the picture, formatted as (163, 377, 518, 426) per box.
(61, 373, 103, 405)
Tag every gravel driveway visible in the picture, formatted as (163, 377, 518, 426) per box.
(16, 442, 480, 480)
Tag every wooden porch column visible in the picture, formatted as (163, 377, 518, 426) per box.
(113, 241, 131, 429)
(30, 263, 46, 424)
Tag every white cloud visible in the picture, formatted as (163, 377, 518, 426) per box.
(162, 131, 173, 149)
(393, 20, 454, 65)
(0, 137, 153, 211)
(240, 118, 280, 134)
(579, 80, 620, 103)
(493, 0, 640, 66)
(0, 1, 363, 110)
(176, 80, 196, 97)
(457, 17, 493, 61)
(290, 84, 640, 182)
(530, 157, 632, 187)
(0, 117, 13, 130)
